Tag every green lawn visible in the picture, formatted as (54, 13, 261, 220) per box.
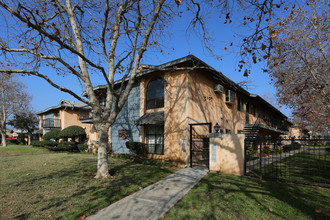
(0, 152, 175, 219)
(0, 145, 51, 156)
(261, 150, 330, 185)
(165, 173, 330, 220)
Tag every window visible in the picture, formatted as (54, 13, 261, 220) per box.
(225, 90, 236, 104)
(146, 78, 164, 109)
(251, 105, 258, 117)
(237, 96, 244, 112)
(146, 125, 164, 155)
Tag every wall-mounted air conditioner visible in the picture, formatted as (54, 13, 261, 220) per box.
(213, 84, 224, 93)
(225, 90, 236, 105)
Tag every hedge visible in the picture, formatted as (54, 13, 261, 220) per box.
(58, 126, 86, 139)
(125, 141, 146, 156)
(42, 130, 60, 140)
(283, 141, 301, 152)
(43, 140, 58, 147)
(30, 140, 45, 147)
(77, 144, 88, 152)
(48, 142, 77, 152)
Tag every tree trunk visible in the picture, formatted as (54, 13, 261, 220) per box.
(1, 131, 6, 147)
(95, 125, 110, 178)
(27, 134, 31, 145)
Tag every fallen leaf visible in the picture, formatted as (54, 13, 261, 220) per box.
(26, 173, 31, 176)
(80, 215, 86, 219)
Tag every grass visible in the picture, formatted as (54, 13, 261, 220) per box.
(261, 150, 330, 185)
(165, 173, 330, 220)
(0, 151, 175, 219)
(0, 145, 52, 156)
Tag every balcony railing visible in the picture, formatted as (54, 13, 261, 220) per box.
(42, 119, 61, 128)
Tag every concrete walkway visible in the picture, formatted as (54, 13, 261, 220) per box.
(87, 166, 208, 220)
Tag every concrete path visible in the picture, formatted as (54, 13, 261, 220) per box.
(87, 166, 208, 220)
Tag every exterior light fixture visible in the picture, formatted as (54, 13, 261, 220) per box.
(214, 123, 221, 133)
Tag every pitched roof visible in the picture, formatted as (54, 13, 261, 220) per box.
(36, 99, 90, 115)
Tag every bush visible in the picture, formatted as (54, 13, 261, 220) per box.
(48, 142, 77, 152)
(43, 140, 58, 147)
(77, 144, 88, 152)
(58, 126, 86, 139)
(42, 130, 60, 141)
(283, 141, 301, 152)
(30, 140, 45, 147)
(125, 141, 146, 156)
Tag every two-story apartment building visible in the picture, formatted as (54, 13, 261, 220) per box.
(85, 55, 292, 165)
(37, 100, 96, 141)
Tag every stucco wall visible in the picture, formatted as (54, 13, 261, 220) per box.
(209, 134, 245, 176)
(111, 83, 140, 153)
(140, 70, 189, 163)
(188, 70, 246, 134)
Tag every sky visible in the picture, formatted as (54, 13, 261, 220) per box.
(1, 2, 292, 117)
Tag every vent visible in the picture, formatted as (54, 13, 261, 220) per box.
(225, 90, 236, 104)
(213, 84, 224, 93)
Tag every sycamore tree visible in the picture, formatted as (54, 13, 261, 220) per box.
(267, 1, 329, 132)
(0, 0, 193, 178)
(220, 0, 329, 132)
(0, 73, 30, 146)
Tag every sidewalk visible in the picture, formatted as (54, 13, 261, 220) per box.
(87, 166, 208, 220)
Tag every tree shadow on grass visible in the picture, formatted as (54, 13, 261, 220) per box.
(5, 156, 173, 220)
(166, 173, 330, 220)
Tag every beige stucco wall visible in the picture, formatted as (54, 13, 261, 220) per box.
(188, 70, 246, 134)
(209, 134, 245, 176)
(140, 70, 189, 163)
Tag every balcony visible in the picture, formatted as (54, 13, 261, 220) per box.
(42, 119, 61, 128)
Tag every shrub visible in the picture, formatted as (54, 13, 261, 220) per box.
(48, 142, 77, 152)
(58, 126, 86, 139)
(42, 130, 60, 141)
(77, 144, 88, 152)
(125, 141, 146, 156)
(30, 140, 45, 147)
(43, 140, 58, 147)
(283, 141, 301, 152)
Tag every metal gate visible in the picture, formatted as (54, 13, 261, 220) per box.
(244, 137, 330, 187)
(189, 123, 212, 168)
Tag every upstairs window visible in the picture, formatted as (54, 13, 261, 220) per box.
(146, 78, 164, 109)
(237, 96, 244, 112)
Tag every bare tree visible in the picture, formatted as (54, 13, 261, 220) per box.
(0, 0, 186, 178)
(0, 73, 30, 146)
(267, 0, 329, 132)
